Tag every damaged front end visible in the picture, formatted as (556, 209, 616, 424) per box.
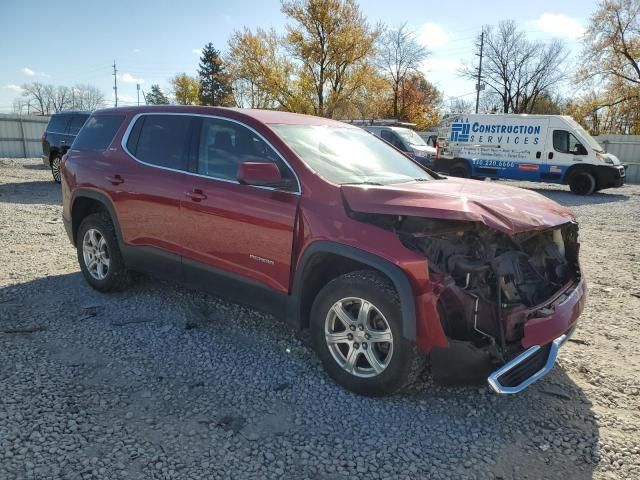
(353, 212, 585, 393)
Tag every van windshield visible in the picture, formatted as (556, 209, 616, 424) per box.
(566, 118, 604, 152)
(271, 124, 433, 185)
(395, 128, 427, 146)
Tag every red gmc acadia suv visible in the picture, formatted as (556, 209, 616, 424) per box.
(61, 106, 586, 396)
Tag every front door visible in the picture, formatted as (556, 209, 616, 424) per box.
(544, 128, 588, 182)
(180, 116, 300, 294)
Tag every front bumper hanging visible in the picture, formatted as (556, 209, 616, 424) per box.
(487, 333, 570, 394)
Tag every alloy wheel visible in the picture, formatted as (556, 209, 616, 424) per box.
(324, 297, 394, 378)
(82, 228, 110, 280)
(51, 156, 61, 183)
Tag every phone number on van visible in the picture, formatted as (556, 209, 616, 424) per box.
(471, 159, 516, 168)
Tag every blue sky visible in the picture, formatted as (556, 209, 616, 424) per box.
(0, 0, 594, 113)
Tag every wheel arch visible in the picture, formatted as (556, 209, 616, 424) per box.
(290, 241, 417, 340)
(71, 190, 122, 247)
(562, 164, 597, 185)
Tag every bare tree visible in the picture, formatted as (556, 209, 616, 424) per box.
(461, 20, 568, 113)
(377, 22, 428, 117)
(447, 97, 474, 114)
(21, 83, 54, 115)
(72, 85, 105, 110)
(51, 86, 72, 113)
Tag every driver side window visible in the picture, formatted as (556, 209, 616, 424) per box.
(553, 130, 586, 155)
(197, 118, 294, 183)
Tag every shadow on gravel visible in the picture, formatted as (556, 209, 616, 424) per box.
(0, 273, 600, 480)
(523, 187, 630, 207)
(0, 180, 61, 205)
(22, 163, 48, 171)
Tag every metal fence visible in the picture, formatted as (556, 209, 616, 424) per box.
(0, 114, 50, 158)
(594, 135, 640, 184)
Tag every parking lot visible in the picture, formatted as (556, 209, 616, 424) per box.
(0, 157, 639, 480)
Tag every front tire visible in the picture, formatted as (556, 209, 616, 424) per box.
(310, 270, 423, 396)
(569, 171, 596, 195)
(77, 213, 131, 292)
(449, 160, 471, 178)
(51, 155, 62, 184)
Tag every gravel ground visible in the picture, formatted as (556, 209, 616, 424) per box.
(0, 158, 639, 480)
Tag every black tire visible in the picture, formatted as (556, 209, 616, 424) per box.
(568, 171, 596, 195)
(449, 160, 471, 178)
(310, 270, 424, 397)
(51, 155, 62, 184)
(77, 212, 131, 292)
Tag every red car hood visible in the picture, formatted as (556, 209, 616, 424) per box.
(341, 178, 576, 235)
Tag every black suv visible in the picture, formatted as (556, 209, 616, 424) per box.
(41, 111, 90, 183)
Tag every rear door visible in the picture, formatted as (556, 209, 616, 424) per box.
(180, 116, 300, 293)
(116, 114, 195, 259)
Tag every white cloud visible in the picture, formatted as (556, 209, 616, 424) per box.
(120, 73, 144, 84)
(192, 48, 203, 56)
(418, 22, 449, 49)
(22, 67, 35, 76)
(533, 13, 585, 39)
(4, 84, 23, 92)
(133, 48, 141, 53)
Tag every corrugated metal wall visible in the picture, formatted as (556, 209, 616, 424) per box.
(0, 114, 50, 158)
(594, 135, 640, 184)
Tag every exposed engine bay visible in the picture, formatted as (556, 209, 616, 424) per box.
(350, 213, 581, 361)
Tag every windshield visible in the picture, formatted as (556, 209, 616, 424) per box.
(566, 117, 604, 152)
(271, 124, 434, 185)
(394, 128, 427, 146)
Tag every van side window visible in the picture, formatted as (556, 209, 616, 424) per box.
(197, 118, 295, 188)
(129, 115, 191, 170)
(553, 130, 586, 155)
(381, 130, 405, 151)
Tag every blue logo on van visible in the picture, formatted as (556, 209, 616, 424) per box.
(450, 122, 470, 142)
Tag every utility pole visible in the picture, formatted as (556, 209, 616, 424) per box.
(136, 83, 140, 106)
(112, 61, 118, 107)
(475, 29, 485, 114)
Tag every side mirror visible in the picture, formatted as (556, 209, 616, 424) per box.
(237, 161, 294, 190)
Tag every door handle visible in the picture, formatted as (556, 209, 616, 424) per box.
(548, 152, 554, 160)
(184, 189, 207, 202)
(536, 151, 541, 159)
(106, 175, 124, 185)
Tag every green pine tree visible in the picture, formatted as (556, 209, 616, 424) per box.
(145, 84, 170, 105)
(198, 43, 233, 106)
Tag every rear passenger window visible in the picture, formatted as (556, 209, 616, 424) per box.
(127, 115, 191, 170)
(197, 117, 295, 187)
(72, 115, 125, 151)
(47, 115, 71, 133)
(67, 115, 89, 135)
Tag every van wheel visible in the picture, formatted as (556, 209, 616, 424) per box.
(449, 161, 471, 178)
(310, 270, 424, 397)
(51, 155, 62, 184)
(569, 171, 596, 195)
(77, 213, 131, 292)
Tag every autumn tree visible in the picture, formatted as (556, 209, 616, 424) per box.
(461, 20, 567, 114)
(145, 84, 170, 105)
(377, 22, 428, 118)
(395, 72, 441, 130)
(281, 0, 380, 117)
(227, 28, 303, 110)
(170, 73, 201, 105)
(198, 43, 234, 106)
(579, 0, 640, 133)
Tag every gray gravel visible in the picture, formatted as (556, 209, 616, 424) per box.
(1, 158, 639, 480)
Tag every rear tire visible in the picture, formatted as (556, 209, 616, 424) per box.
(568, 171, 596, 195)
(51, 155, 62, 184)
(449, 160, 471, 178)
(77, 213, 131, 292)
(310, 270, 424, 397)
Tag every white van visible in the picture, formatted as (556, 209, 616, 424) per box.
(435, 114, 626, 195)
(364, 126, 437, 167)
